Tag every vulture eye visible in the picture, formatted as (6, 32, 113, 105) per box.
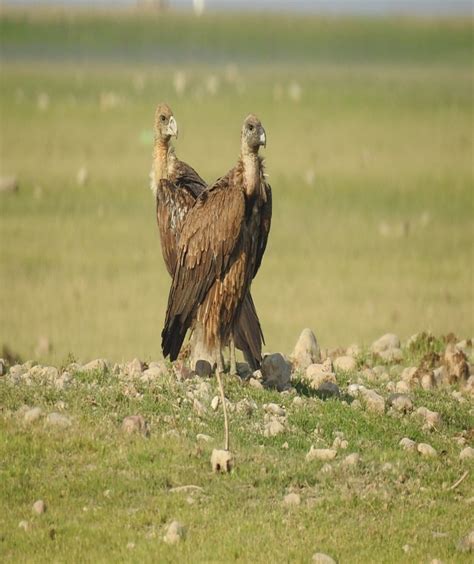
(248, 124, 254, 131)
(160, 115, 166, 122)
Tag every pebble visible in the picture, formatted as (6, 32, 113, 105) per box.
(211, 396, 220, 411)
(305, 364, 336, 390)
(387, 393, 413, 413)
(346, 344, 361, 357)
(416, 407, 441, 429)
(263, 418, 285, 437)
(32, 500, 46, 514)
(333, 356, 356, 372)
(371, 333, 400, 354)
(81, 358, 109, 373)
(292, 396, 304, 407)
(164, 520, 186, 544)
(419, 370, 436, 390)
(18, 520, 29, 531)
(192, 398, 206, 417)
(283, 493, 301, 506)
(457, 529, 474, 553)
(460, 447, 474, 461)
(0, 175, 19, 193)
(399, 437, 417, 451)
(141, 365, 166, 382)
(121, 415, 149, 436)
(291, 328, 321, 370)
(263, 403, 285, 417)
(45, 412, 72, 428)
(417, 443, 437, 457)
(261, 353, 291, 391)
(312, 552, 337, 564)
(0, 358, 5, 376)
(196, 433, 213, 443)
(195, 360, 212, 377)
(306, 447, 337, 462)
(378, 348, 403, 362)
(343, 453, 360, 467)
(395, 380, 411, 393)
(23, 407, 43, 424)
(317, 382, 341, 400)
(248, 377, 263, 390)
(361, 389, 385, 414)
(211, 448, 233, 473)
(126, 358, 144, 377)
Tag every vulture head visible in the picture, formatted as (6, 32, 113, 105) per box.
(241, 114, 266, 152)
(154, 103, 178, 141)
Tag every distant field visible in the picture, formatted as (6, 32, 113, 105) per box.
(0, 10, 473, 365)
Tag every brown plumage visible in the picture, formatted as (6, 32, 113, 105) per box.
(161, 114, 271, 365)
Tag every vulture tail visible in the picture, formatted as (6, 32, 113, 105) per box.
(162, 316, 188, 362)
(233, 292, 264, 371)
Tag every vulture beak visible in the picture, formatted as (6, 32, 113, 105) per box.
(259, 128, 266, 148)
(167, 116, 178, 139)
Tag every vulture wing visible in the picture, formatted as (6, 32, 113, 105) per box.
(254, 182, 272, 276)
(162, 176, 246, 360)
(173, 159, 207, 199)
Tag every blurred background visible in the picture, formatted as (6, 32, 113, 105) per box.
(0, 1, 472, 365)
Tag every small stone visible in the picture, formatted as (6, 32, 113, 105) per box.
(312, 552, 336, 564)
(164, 520, 186, 544)
(457, 530, 474, 553)
(263, 418, 285, 437)
(193, 398, 206, 417)
(343, 453, 360, 467)
(141, 364, 166, 382)
(417, 443, 437, 457)
(361, 389, 385, 414)
(371, 333, 400, 354)
(282, 441, 289, 449)
(402, 544, 412, 554)
(395, 380, 411, 393)
(416, 407, 441, 429)
(0, 358, 6, 376)
(23, 407, 43, 424)
(263, 403, 285, 417)
(283, 492, 301, 506)
(196, 433, 213, 443)
(444, 344, 470, 385)
(248, 377, 263, 389)
(195, 360, 212, 377)
(32, 500, 46, 514)
(126, 542, 135, 550)
(378, 348, 403, 362)
(18, 520, 29, 531)
(261, 353, 291, 391)
(399, 437, 417, 451)
(0, 175, 19, 193)
(460, 447, 474, 460)
(291, 328, 321, 370)
(211, 448, 233, 473)
(333, 356, 356, 372)
(316, 382, 341, 400)
(211, 396, 220, 411)
(387, 393, 413, 414)
(121, 415, 149, 436)
(126, 358, 144, 377)
(292, 396, 304, 407)
(305, 364, 336, 390)
(419, 370, 436, 390)
(306, 447, 337, 462)
(401, 366, 418, 384)
(81, 358, 109, 373)
(45, 413, 72, 428)
(346, 344, 361, 357)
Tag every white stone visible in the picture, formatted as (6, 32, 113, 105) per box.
(305, 364, 336, 390)
(460, 447, 474, 460)
(395, 380, 411, 393)
(196, 433, 213, 443)
(263, 418, 285, 437)
(416, 407, 441, 429)
(378, 348, 403, 362)
(283, 493, 301, 506)
(417, 443, 437, 457)
(263, 403, 285, 417)
(32, 500, 46, 514)
(371, 333, 400, 354)
(23, 407, 43, 424)
(164, 520, 186, 544)
(312, 552, 337, 564)
(291, 328, 321, 370)
(333, 356, 356, 372)
(306, 447, 337, 462)
(343, 453, 360, 466)
(45, 413, 72, 428)
(248, 377, 263, 390)
(211, 396, 220, 411)
(81, 358, 109, 373)
(361, 389, 385, 414)
(399, 437, 417, 451)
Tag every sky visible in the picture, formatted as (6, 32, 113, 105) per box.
(3, 0, 473, 15)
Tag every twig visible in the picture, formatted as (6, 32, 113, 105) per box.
(449, 470, 469, 491)
(215, 368, 229, 451)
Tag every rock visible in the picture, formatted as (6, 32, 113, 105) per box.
(316, 382, 341, 400)
(32, 500, 46, 514)
(291, 328, 321, 370)
(399, 437, 417, 451)
(18, 520, 29, 531)
(126, 358, 144, 377)
(211, 396, 220, 411)
(196, 433, 213, 443)
(261, 353, 291, 391)
(263, 403, 285, 417)
(164, 520, 186, 544)
(248, 377, 263, 390)
(292, 396, 304, 407)
(312, 552, 337, 564)
(282, 441, 289, 449)
(401, 366, 417, 384)
(141, 364, 167, 382)
(460, 447, 474, 461)
(263, 418, 285, 437)
(395, 380, 411, 393)
(0, 175, 19, 193)
(306, 447, 337, 462)
(361, 389, 385, 414)
(305, 364, 336, 390)
(343, 453, 360, 467)
(236, 398, 257, 415)
(211, 448, 233, 473)
(457, 530, 474, 553)
(23, 407, 43, 424)
(417, 443, 437, 457)
(195, 360, 212, 377)
(371, 333, 400, 354)
(444, 344, 469, 385)
(418, 369, 436, 390)
(0, 358, 5, 376)
(346, 344, 361, 357)
(378, 348, 403, 362)
(121, 415, 149, 436)
(333, 356, 356, 372)
(45, 413, 72, 428)
(416, 407, 441, 429)
(387, 393, 413, 413)
(81, 358, 109, 373)
(283, 493, 301, 506)
(192, 399, 206, 417)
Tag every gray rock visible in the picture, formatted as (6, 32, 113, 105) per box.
(305, 363, 336, 390)
(23, 407, 43, 424)
(261, 353, 291, 391)
(416, 407, 441, 429)
(457, 530, 474, 553)
(401, 366, 418, 384)
(164, 520, 186, 544)
(291, 328, 321, 370)
(333, 356, 356, 372)
(45, 412, 72, 428)
(316, 382, 341, 400)
(263, 403, 285, 417)
(195, 359, 212, 377)
(306, 447, 337, 462)
(361, 389, 385, 414)
(283, 492, 301, 506)
(81, 358, 109, 373)
(378, 347, 403, 362)
(460, 447, 474, 461)
(126, 358, 144, 377)
(211, 448, 233, 473)
(121, 415, 149, 436)
(387, 393, 413, 414)
(371, 333, 400, 354)
(417, 443, 437, 457)
(312, 552, 337, 563)
(140, 365, 165, 382)
(248, 377, 263, 390)
(192, 398, 206, 418)
(0, 175, 19, 193)
(292, 396, 304, 407)
(32, 500, 46, 514)
(343, 453, 360, 467)
(399, 437, 417, 451)
(395, 380, 411, 393)
(196, 433, 213, 443)
(263, 417, 285, 437)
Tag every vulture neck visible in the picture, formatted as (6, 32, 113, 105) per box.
(240, 148, 261, 198)
(153, 138, 173, 181)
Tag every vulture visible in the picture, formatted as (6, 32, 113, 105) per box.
(161, 114, 272, 374)
(150, 104, 268, 372)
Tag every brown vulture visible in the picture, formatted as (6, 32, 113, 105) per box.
(150, 104, 269, 371)
(161, 114, 272, 374)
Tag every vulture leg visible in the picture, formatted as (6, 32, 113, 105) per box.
(215, 367, 230, 451)
(229, 337, 237, 376)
